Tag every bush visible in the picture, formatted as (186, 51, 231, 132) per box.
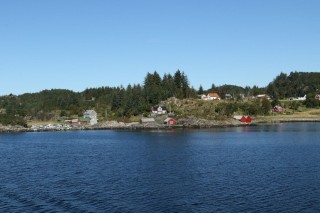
(0, 114, 27, 127)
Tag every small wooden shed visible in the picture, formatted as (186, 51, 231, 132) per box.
(164, 118, 176, 125)
(234, 115, 252, 123)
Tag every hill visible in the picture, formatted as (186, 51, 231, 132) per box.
(0, 71, 320, 126)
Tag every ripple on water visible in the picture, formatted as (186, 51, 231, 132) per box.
(0, 125, 320, 212)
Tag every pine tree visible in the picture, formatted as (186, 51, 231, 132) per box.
(143, 71, 163, 105)
(198, 85, 204, 95)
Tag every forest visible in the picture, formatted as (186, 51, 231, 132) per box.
(0, 71, 320, 126)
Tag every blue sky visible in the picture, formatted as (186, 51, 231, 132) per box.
(1, 0, 320, 95)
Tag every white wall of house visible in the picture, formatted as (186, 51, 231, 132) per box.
(83, 110, 98, 125)
(89, 118, 98, 125)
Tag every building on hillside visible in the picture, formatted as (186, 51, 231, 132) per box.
(295, 95, 307, 101)
(83, 110, 97, 119)
(208, 93, 221, 100)
(272, 106, 284, 113)
(289, 95, 307, 101)
(315, 94, 320, 100)
(151, 106, 167, 115)
(225, 94, 232, 100)
(70, 118, 91, 125)
(80, 117, 91, 124)
(164, 118, 176, 125)
(71, 118, 81, 125)
(256, 94, 270, 100)
(83, 110, 98, 125)
(201, 93, 221, 100)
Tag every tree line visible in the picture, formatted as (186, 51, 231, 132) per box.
(0, 71, 319, 125)
(0, 70, 197, 121)
(267, 71, 320, 107)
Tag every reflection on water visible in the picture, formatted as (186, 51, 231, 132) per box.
(0, 123, 320, 212)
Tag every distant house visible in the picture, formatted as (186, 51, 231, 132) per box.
(83, 110, 98, 125)
(225, 94, 232, 100)
(164, 118, 176, 125)
(290, 95, 307, 101)
(234, 115, 252, 123)
(241, 115, 252, 123)
(201, 93, 221, 100)
(315, 94, 320, 100)
(296, 95, 307, 101)
(80, 117, 91, 124)
(272, 106, 284, 113)
(70, 117, 91, 125)
(256, 94, 270, 100)
(71, 118, 81, 125)
(141, 118, 155, 124)
(151, 106, 167, 115)
(84, 110, 97, 119)
(208, 93, 221, 100)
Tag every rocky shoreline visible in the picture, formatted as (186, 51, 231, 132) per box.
(1, 117, 320, 134)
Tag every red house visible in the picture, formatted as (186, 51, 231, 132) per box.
(245, 116, 252, 123)
(164, 118, 176, 125)
(272, 106, 283, 113)
(71, 118, 81, 125)
(234, 115, 252, 123)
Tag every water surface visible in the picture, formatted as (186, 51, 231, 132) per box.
(0, 123, 320, 212)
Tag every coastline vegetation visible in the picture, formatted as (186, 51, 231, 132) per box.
(0, 71, 320, 127)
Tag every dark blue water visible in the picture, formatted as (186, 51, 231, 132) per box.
(0, 123, 320, 212)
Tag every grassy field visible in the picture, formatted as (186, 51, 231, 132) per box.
(256, 108, 320, 120)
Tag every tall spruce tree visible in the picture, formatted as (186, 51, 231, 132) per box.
(198, 85, 204, 95)
(143, 71, 163, 105)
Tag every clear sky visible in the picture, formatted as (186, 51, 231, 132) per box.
(1, 0, 320, 95)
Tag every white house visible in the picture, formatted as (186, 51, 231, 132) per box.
(256, 94, 271, 100)
(296, 95, 307, 101)
(225, 94, 232, 100)
(201, 93, 221, 100)
(290, 95, 307, 101)
(151, 106, 167, 115)
(83, 110, 98, 125)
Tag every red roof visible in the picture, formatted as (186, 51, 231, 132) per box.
(246, 116, 252, 123)
(240, 116, 252, 123)
(273, 106, 283, 112)
(164, 118, 176, 125)
(208, 93, 220, 98)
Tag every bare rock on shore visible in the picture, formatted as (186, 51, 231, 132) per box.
(92, 120, 127, 128)
(177, 116, 241, 127)
(0, 125, 28, 133)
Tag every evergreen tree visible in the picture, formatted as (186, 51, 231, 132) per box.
(143, 71, 163, 105)
(209, 84, 216, 92)
(174, 70, 182, 89)
(181, 72, 190, 98)
(162, 73, 176, 99)
(198, 85, 204, 95)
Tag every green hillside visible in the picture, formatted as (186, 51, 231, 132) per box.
(1, 71, 320, 126)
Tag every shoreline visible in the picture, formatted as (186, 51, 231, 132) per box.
(1, 118, 320, 134)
